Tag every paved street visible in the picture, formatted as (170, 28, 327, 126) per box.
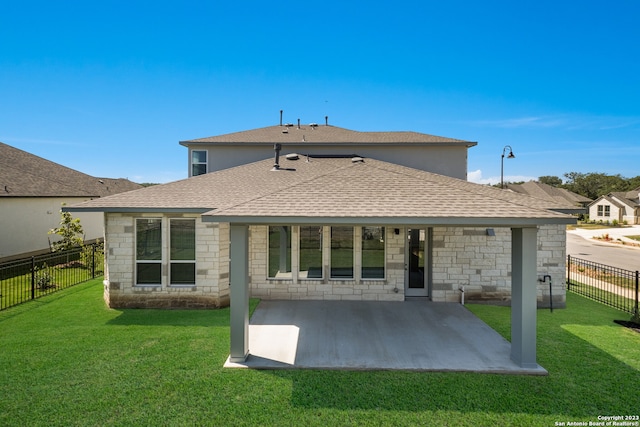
(566, 226, 640, 271)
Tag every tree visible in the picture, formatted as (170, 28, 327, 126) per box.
(562, 172, 627, 200)
(538, 176, 563, 187)
(48, 204, 84, 252)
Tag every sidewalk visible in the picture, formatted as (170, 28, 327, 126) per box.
(567, 225, 640, 247)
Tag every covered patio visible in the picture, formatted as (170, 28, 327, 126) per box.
(224, 299, 548, 375)
(202, 158, 575, 373)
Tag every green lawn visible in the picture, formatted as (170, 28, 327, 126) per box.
(1, 279, 639, 426)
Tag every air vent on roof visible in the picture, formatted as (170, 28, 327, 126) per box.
(286, 153, 299, 160)
(282, 128, 288, 133)
(309, 123, 318, 127)
(351, 157, 364, 163)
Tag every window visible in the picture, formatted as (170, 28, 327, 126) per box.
(299, 226, 323, 278)
(331, 226, 354, 279)
(170, 219, 196, 285)
(362, 227, 385, 279)
(604, 205, 610, 217)
(191, 150, 207, 176)
(268, 226, 292, 278)
(136, 218, 162, 284)
(597, 205, 603, 216)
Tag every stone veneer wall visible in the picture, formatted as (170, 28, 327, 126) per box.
(103, 213, 229, 308)
(249, 225, 405, 301)
(248, 224, 566, 306)
(431, 225, 566, 308)
(103, 219, 566, 308)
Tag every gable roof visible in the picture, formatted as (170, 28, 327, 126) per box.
(66, 154, 575, 227)
(0, 142, 142, 197)
(506, 181, 591, 210)
(180, 125, 477, 147)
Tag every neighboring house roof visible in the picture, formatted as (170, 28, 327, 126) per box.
(506, 181, 591, 210)
(180, 125, 477, 147)
(67, 155, 575, 227)
(0, 142, 142, 197)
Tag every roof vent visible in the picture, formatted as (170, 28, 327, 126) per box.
(351, 157, 364, 163)
(272, 143, 282, 171)
(282, 128, 288, 133)
(309, 123, 318, 128)
(286, 153, 299, 161)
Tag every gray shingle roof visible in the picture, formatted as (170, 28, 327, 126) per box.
(0, 142, 142, 197)
(180, 125, 477, 146)
(67, 154, 575, 225)
(507, 181, 592, 207)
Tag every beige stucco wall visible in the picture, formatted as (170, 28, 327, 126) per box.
(189, 144, 469, 180)
(0, 197, 105, 261)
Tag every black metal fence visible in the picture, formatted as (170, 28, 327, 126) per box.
(0, 243, 104, 311)
(566, 255, 639, 317)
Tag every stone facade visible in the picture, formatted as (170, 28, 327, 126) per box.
(102, 213, 229, 308)
(431, 225, 566, 308)
(103, 217, 567, 308)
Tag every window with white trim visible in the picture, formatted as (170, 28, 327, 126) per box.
(268, 226, 292, 278)
(362, 226, 385, 279)
(136, 218, 162, 285)
(170, 219, 196, 285)
(299, 226, 323, 279)
(191, 150, 207, 176)
(331, 226, 354, 279)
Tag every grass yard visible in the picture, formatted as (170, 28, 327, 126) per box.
(1, 279, 639, 426)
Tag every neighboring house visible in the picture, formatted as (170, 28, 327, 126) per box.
(66, 122, 576, 369)
(588, 188, 640, 224)
(506, 181, 592, 214)
(0, 142, 142, 261)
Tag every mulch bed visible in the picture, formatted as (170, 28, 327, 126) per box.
(614, 320, 640, 333)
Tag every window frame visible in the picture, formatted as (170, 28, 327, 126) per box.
(191, 150, 208, 177)
(268, 226, 292, 279)
(169, 218, 196, 286)
(298, 226, 324, 280)
(604, 205, 611, 217)
(361, 226, 385, 280)
(330, 226, 355, 279)
(135, 218, 163, 286)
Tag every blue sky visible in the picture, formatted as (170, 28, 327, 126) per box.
(2, 1, 639, 184)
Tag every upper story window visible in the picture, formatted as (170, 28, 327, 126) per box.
(191, 150, 207, 176)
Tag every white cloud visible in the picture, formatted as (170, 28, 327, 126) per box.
(467, 170, 536, 186)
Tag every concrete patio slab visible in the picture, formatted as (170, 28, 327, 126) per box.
(224, 300, 547, 375)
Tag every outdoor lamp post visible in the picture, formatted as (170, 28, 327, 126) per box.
(500, 145, 515, 189)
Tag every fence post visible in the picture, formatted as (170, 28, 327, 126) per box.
(31, 256, 35, 300)
(92, 244, 96, 279)
(635, 270, 639, 321)
(566, 255, 571, 290)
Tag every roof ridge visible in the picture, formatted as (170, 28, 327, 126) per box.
(364, 160, 572, 212)
(210, 160, 357, 214)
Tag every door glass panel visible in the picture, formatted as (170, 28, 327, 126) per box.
(408, 229, 425, 289)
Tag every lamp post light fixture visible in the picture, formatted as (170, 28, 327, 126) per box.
(500, 145, 515, 189)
